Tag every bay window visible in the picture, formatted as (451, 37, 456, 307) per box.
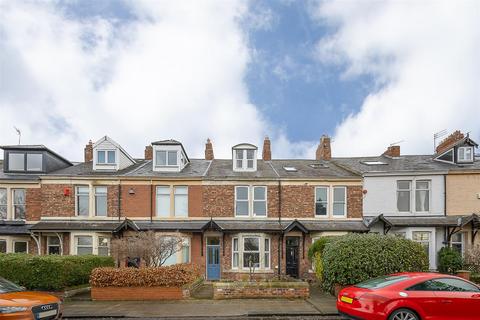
(47, 236, 60, 255)
(243, 237, 260, 268)
(98, 237, 109, 256)
(232, 238, 239, 268)
(412, 231, 431, 261)
(264, 238, 270, 269)
(75, 236, 93, 255)
(232, 235, 270, 270)
(13, 189, 25, 220)
(450, 233, 464, 255)
(13, 241, 28, 253)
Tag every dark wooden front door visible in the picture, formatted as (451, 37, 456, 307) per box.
(286, 236, 299, 278)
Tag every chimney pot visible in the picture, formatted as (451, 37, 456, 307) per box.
(262, 136, 272, 161)
(84, 140, 93, 162)
(205, 138, 214, 160)
(144, 145, 153, 160)
(316, 135, 331, 161)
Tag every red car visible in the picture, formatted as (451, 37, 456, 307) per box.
(337, 272, 480, 320)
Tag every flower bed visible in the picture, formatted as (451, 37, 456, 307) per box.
(90, 264, 202, 301)
(213, 280, 309, 299)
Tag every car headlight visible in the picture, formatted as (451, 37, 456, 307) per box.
(0, 306, 28, 314)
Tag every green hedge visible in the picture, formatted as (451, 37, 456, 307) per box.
(322, 234, 429, 293)
(471, 273, 480, 285)
(438, 247, 463, 274)
(0, 254, 114, 291)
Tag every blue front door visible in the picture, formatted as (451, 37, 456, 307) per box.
(206, 240, 220, 280)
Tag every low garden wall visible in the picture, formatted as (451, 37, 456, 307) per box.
(90, 264, 202, 301)
(213, 281, 309, 299)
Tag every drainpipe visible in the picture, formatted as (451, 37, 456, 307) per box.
(150, 180, 153, 223)
(277, 180, 282, 278)
(118, 182, 121, 222)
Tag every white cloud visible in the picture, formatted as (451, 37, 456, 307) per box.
(1, 0, 310, 161)
(312, 0, 480, 156)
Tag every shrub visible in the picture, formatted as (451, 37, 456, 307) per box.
(471, 273, 480, 285)
(308, 237, 336, 261)
(322, 234, 429, 293)
(0, 254, 114, 291)
(464, 245, 480, 273)
(438, 247, 463, 274)
(90, 263, 201, 287)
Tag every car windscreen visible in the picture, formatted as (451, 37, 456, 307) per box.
(0, 277, 24, 293)
(355, 275, 409, 289)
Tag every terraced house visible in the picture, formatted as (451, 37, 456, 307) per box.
(0, 131, 479, 279)
(0, 136, 365, 280)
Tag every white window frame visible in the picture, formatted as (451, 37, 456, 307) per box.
(393, 227, 436, 269)
(94, 186, 108, 217)
(315, 186, 329, 217)
(13, 240, 28, 253)
(242, 236, 261, 269)
(332, 186, 347, 217)
(155, 150, 178, 167)
(233, 149, 257, 172)
(232, 237, 239, 269)
(0, 238, 6, 253)
(235, 186, 267, 218)
(97, 236, 110, 256)
(156, 186, 171, 217)
(450, 232, 465, 257)
(96, 149, 117, 165)
(232, 234, 270, 271)
(396, 180, 412, 213)
(75, 186, 90, 217)
(415, 180, 431, 213)
(457, 146, 473, 162)
(71, 233, 111, 256)
(0, 188, 7, 220)
(47, 236, 61, 255)
(264, 238, 270, 269)
(174, 186, 188, 217)
(12, 188, 26, 220)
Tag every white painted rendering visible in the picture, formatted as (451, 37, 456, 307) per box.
(92, 136, 135, 171)
(363, 175, 445, 216)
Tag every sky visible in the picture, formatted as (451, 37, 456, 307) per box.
(0, 0, 479, 161)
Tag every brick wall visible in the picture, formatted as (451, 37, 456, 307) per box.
(347, 186, 363, 218)
(281, 186, 314, 218)
(120, 185, 152, 218)
(213, 282, 309, 299)
(91, 286, 184, 300)
(41, 184, 75, 217)
(191, 233, 205, 272)
(107, 185, 120, 218)
(202, 185, 234, 217)
(26, 188, 42, 221)
(188, 185, 203, 217)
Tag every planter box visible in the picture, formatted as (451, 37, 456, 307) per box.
(456, 270, 471, 281)
(91, 278, 203, 301)
(213, 281, 309, 299)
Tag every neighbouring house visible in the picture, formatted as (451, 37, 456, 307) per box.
(334, 131, 480, 269)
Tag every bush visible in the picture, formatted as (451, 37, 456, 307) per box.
(471, 273, 480, 285)
(0, 254, 114, 291)
(438, 247, 463, 274)
(90, 263, 201, 287)
(464, 245, 480, 274)
(308, 237, 336, 261)
(322, 234, 429, 293)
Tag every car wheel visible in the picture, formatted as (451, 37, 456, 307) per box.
(388, 308, 420, 320)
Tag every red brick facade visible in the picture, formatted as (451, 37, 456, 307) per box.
(202, 185, 234, 217)
(25, 188, 42, 221)
(40, 184, 75, 218)
(347, 186, 363, 218)
(281, 185, 315, 218)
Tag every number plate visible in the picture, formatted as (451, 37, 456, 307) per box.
(340, 296, 353, 304)
(37, 309, 57, 319)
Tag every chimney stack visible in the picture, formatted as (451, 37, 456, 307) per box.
(383, 145, 400, 158)
(316, 135, 331, 161)
(84, 140, 93, 162)
(262, 136, 272, 161)
(205, 138, 214, 160)
(436, 130, 464, 154)
(144, 145, 153, 160)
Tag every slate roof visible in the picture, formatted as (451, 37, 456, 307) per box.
(125, 159, 210, 178)
(151, 139, 182, 145)
(205, 159, 277, 179)
(46, 160, 147, 177)
(364, 215, 467, 227)
(0, 221, 32, 235)
(333, 154, 480, 175)
(0, 160, 40, 181)
(29, 221, 126, 232)
(270, 159, 359, 179)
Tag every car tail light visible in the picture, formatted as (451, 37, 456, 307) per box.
(358, 293, 390, 303)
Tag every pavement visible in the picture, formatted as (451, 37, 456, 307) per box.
(63, 285, 342, 319)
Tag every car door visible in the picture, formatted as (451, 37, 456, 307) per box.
(405, 280, 445, 320)
(429, 278, 480, 320)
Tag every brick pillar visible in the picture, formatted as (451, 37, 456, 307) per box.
(84, 140, 93, 162)
(144, 145, 153, 160)
(205, 138, 214, 160)
(262, 136, 272, 161)
(315, 135, 331, 161)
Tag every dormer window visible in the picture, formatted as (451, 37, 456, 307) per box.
(458, 147, 473, 162)
(7, 152, 43, 172)
(1, 145, 71, 174)
(97, 150, 116, 165)
(151, 140, 189, 172)
(232, 144, 257, 172)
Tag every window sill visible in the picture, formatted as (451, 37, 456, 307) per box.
(226, 269, 274, 273)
